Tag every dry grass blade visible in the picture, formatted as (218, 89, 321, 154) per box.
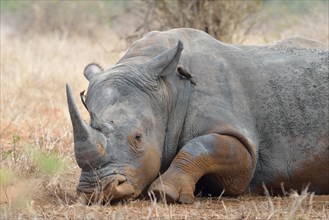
(288, 183, 311, 218)
(262, 183, 275, 213)
(217, 188, 225, 201)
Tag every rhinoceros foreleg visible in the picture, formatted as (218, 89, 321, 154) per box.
(149, 133, 255, 203)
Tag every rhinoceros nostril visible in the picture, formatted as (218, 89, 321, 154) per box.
(116, 175, 127, 184)
(77, 174, 135, 204)
(100, 175, 135, 201)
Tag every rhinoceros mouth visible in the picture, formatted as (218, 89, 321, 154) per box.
(77, 174, 136, 204)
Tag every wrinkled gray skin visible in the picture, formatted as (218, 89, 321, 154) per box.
(67, 28, 329, 204)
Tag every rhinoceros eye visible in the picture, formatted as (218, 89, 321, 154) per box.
(128, 132, 143, 152)
(135, 134, 142, 141)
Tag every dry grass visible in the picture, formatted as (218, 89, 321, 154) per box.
(1, 1, 329, 219)
(1, 169, 329, 219)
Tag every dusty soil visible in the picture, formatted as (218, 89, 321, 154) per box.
(29, 194, 329, 219)
(1, 173, 329, 219)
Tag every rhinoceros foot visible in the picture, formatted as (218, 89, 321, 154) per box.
(149, 182, 179, 203)
(148, 172, 195, 204)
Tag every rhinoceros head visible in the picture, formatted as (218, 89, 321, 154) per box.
(67, 41, 183, 204)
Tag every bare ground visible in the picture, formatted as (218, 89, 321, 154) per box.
(1, 162, 329, 220)
(1, 171, 329, 219)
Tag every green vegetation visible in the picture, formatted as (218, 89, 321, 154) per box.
(28, 148, 66, 175)
(0, 168, 14, 187)
(0, 0, 27, 12)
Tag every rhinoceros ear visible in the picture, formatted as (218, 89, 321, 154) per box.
(148, 40, 183, 79)
(84, 63, 103, 81)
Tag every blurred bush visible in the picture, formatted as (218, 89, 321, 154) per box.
(130, 0, 261, 43)
(1, 0, 326, 44)
(1, 1, 113, 39)
(2, 0, 260, 42)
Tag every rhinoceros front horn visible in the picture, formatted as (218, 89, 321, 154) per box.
(66, 84, 107, 170)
